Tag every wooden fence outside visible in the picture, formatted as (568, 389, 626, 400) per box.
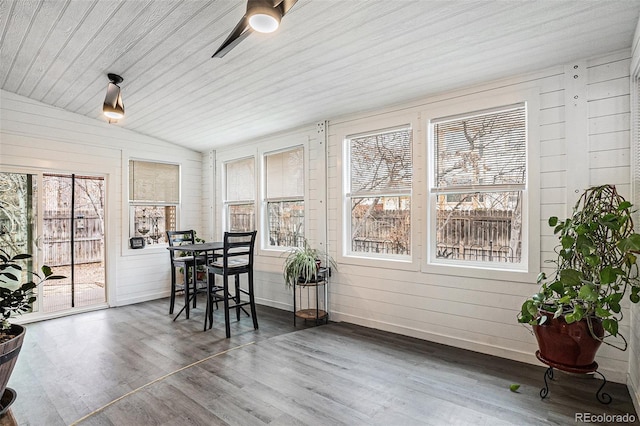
(43, 211, 103, 266)
(229, 212, 255, 233)
(436, 209, 520, 262)
(222, 206, 519, 261)
(40, 175, 105, 266)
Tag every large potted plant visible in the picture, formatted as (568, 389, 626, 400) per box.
(0, 247, 63, 412)
(518, 185, 640, 369)
(283, 239, 337, 287)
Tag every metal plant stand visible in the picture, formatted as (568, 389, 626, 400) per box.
(293, 268, 328, 326)
(536, 351, 611, 404)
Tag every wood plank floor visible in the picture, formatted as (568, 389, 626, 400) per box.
(5, 297, 638, 425)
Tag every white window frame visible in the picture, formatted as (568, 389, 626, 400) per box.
(262, 145, 305, 251)
(257, 134, 309, 255)
(423, 89, 540, 281)
(127, 159, 180, 249)
(222, 156, 256, 233)
(216, 135, 308, 255)
(336, 113, 419, 270)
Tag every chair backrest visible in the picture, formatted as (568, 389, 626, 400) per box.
(167, 230, 196, 260)
(221, 230, 257, 270)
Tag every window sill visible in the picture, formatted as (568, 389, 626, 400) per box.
(338, 253, 418, 272)
(123, 244, 169, 256)
(259, 246, 291, 257)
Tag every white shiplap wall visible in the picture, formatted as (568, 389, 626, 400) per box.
(323, 50, 634, 384)
(0, 89, 203, 312)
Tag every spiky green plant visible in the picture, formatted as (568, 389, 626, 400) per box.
(283, 240, 336, 287)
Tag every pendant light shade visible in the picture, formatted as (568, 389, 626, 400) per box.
(248, 0, 281, 33)
(103, 73, 124, 120)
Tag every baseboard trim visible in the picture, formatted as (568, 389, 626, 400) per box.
(114, 291, 171, 307)
(255, 297, 291, 312)
(330, 311, 628, 384)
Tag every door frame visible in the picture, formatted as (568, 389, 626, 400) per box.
(0, 165, 113, 323)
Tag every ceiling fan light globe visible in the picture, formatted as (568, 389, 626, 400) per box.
(103, 110, 124, 120)
(248, 5, 281, 33)
(249, 14, 279, 32)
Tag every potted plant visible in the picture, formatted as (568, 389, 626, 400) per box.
(0, 247, 64, 411)
(283, 239, 337, 287)
(176, 231, 207, 282)
(518, 184, 640, 369)
(193, 232, 207, 282)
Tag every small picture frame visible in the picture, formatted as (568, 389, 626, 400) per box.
(129, 237, 145, 249)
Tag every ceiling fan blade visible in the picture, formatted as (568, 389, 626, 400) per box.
(213, 0, 297, 58)
(278, 0, 298, 15)
(212, 15, 253, 58)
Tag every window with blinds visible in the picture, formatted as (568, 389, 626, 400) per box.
(264, 146, 305, 248)
(430, 104, 526, 265)
(225, 157, 255, 232)
(129, 160, 179, 203)
(346, 126, 412, 257)
(128, 160, 180, 245)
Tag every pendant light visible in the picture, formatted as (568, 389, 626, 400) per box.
(103, 73, 124, 120)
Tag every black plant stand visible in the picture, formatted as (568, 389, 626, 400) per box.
(293, 268, 328, 326)
(536, 351, 611, 404)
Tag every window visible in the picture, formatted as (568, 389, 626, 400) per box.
(224, 157, 255, 231)
(430, 103, 526, 265)
(264, 146, 304, 248)
(345, 126, 412, 257)
(129, 160, 179, 245)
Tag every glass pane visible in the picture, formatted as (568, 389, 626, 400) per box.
(435, 191, 522, 263)
(132, 205, 176, 245)
(228, 204, 255, 232)
(351, 196, 410, 255)
(266, 147, 304, 198)
(226, 158, 255, 201)
(267, 201, 304, 247)
(0, 173, 37, 306)
(350, 127, 412, 194)
(129, 160, 179, 203)
(434, 105, 526, 188)
(42, 174, 107, 312)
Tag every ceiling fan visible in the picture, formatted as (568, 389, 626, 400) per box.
(212, 0, 298, 58)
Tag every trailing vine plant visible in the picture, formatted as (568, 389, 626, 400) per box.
(518, 185, 640, 350)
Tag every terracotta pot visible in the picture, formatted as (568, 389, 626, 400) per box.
(0, 324, 25, 403)
(533, 311, 603, 369)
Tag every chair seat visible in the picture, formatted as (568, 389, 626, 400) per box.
(172, 255, 205, 265)
(211, 258, 248, 268)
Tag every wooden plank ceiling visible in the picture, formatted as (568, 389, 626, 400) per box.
(1, 0, 639, 151)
